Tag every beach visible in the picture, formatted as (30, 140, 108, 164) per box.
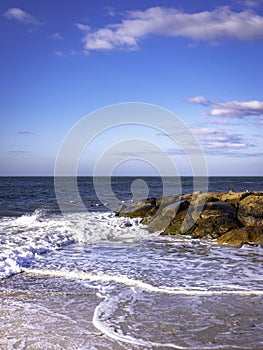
(0, 177, 263, 349)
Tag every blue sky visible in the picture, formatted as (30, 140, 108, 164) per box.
(1, 0, 263, 176)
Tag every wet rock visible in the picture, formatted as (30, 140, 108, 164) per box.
(190, 215, 242, 239)
(156, 195, 179, 208)
(115, 203, 128, 216)
(115, 190, 263, 248)
(115, 197, 158, 218)
(161, 200, 190, 218)
(120, 221, 133, 228)
(255, 234, 263, 246)
(237, 195, 263, 226)
(164, 210, 189, 235)
(217, 227, 263, 247)
(148, 215, 172, 233)
(145, 197, 157, 206)
(147, 200, 189, 233)
(200, 201, 236, 220)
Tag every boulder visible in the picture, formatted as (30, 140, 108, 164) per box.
(148, 215, 172, 233)
(190, 215, 242, 239)
(205, 192, 224, 202)
(156, 195, 179, 208)
(221, 190, 251, 205)
(217, 227, 263, 247)
(164, 210, 189, 235)
(255, 234, 263, 246)
(119, 204, 157, 218)
(237, 195, 263, 226)
(200, 201, 236, 220)
(161, 200, 189, 218)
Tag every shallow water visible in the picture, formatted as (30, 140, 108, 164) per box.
(0, 177, 263, 349)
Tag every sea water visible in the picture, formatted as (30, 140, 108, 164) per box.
(0, 177, 263, 349)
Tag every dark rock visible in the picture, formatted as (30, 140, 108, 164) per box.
(115, 203, 128, 216)
(190, 215, 242, 239)
(115, 190, 263, 248)
(161, 200, 190, 218)
(164, 210, 189, 235)
(148, 200, 190, 234)
(217, 227, 263, 247)
(237, 195, 263, 226)
(145, 197, 157, 206)
(120, 221, 133, 228)
(119, 204, 157, 218)
(200, 201, 236, 220)
(156, 195, 179, 209)
(148, 215, 172, 233)
(255, 234, 263, 246)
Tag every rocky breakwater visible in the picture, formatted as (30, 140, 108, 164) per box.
(115, 190, 263, 247)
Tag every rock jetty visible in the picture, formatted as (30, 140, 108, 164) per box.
(115, 190, 263, 247)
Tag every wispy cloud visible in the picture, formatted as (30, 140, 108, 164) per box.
(104, 6, 116, 17)
(239, 0, 261, 9)
(18, 130, 32, 135)
(51, 32, 63, 40)
(184, 96, 211, 105)
(78, 6, 263, 52)
(75, 23, 90, 32)
(193, 128, 249, 151)
(3, 7, 41, 25)
(55, 50, 65, 57)
(9, 150, 29, 154)
(186, 96, 263, 118)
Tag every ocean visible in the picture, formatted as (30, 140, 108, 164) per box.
(0, 176, 263, 350)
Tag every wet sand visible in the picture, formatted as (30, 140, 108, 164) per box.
(0, 273, 128, 350)
(1, 272, 263, 350)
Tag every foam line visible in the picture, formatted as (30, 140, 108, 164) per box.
(24, 268, 263, 296)
(93, 298, 186, 349)
(24, 268, 262, 350)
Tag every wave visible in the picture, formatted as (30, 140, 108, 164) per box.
(0, 209, 152, 279)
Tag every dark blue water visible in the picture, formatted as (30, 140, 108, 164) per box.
(0, 176, 262, 216)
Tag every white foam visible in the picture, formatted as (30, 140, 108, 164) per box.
(93, 297, 187, 349)
(67, 211, 153, 243)
(23, 268, 263, 296)
(0, 210, 76, 279)
(0, 210, 156, 279)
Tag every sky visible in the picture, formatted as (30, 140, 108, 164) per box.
(1, 0, 263, 176)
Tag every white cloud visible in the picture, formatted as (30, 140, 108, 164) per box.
(3, 7, 41, 25)
(186, 96, 263, 118)
(79, 6, 263, 52)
